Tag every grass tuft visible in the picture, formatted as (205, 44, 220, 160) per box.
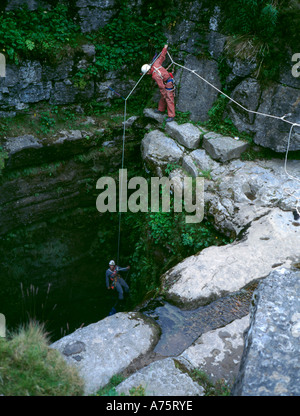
(0, 321, 84, 396)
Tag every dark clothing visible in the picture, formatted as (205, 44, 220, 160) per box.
(106, 266, 129, 300)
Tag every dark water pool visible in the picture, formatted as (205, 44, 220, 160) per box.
(138, 281, 258, 356)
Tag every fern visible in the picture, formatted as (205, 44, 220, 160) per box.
(224, 0, 279, 42)
(257, 4, 279, 39)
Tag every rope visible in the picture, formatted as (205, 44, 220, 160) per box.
(116, 50, 163, 265)
(166, 50, 300, 216)
(115, 48, 300, 263)
(167, 52, 300, 129)
(283, 123, 300, 217)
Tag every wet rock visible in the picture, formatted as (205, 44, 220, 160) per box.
(63, 340, 86, 356)
(50, 312, 160, 395)
(232, 268, 300, 396)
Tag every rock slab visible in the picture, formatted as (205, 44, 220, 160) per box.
(203, 132, 249, 162)
(141, 129, 184, 175)
(116, 357, 204, 396)
(165, 121, 202, 149)
(51, 312, 160, 395)
(179, 315, 250, 385)
(232, 268, 300, 396)
(162, 209, 300, 308)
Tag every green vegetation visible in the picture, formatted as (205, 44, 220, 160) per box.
(95, 374, 146, 396)
(0, 322, 84, 396)
(190, 369, 231, 396)
(0, 4, 79, 64)
(222, 0, 300, 79)
(223, 0, 279, 42)
(96, 374, 126, 396)
(0, 145, 8, 174)
(83, 0, 179, 73)
(121, 190, 232, 304)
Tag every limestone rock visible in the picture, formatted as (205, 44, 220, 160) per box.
(162, 209, 300, 308)
(143, 108, 165, 123)
(227, 79, 300, 152)
(189, 149, 220, 176)
(50, 81, 77, 105)
(176, 54, 222, 122)
(253, 83, 300, 152)
(225, 78, 261, 133)
(205, 158, 300, 235)
(54, 130, 83, 144)
(116, 357, 204, 396)
(232, 268, 300, 396)
(179, 315, 250, 385)
(51, 312, 160, 395)
(165, 121, 202, 149)
(141, 129, 184, 175)
(76, 0, 116, 33)
(203, 132, 249, 162)
(3, 135, 43, 169)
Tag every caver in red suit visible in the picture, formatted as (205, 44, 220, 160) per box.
(142, 45, 175, 121)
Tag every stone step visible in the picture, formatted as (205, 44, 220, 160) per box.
(203, 131, 249, 162)
(165, 121, 207, 150)
(143, 108, 248, 162)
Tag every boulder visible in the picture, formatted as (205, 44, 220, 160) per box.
(116, 357, 204, 396)
(203, 132, 249, 162)
(232, 268, 300, 396)
(165, 121, 202, 149)
(51, 312, 161, 395)
(162, 209, 300, 308)
(141, 129, 184, 176)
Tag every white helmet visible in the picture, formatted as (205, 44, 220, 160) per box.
(109, 260, 115, 266)
(141, 64, 151, 74)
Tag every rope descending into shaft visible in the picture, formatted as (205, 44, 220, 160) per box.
(116, 51, 164, 265)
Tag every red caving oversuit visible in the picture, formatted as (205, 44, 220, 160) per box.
(150, 47, 175, 118)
